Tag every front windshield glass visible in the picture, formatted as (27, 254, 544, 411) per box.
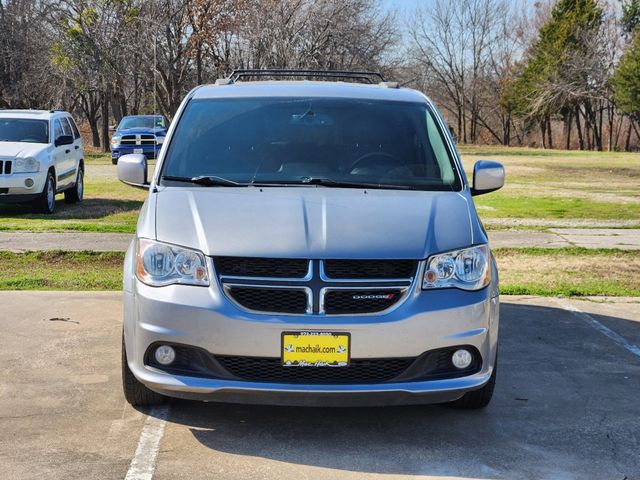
(118, 116, 166, 130)
(0, 119, 49, 144)
(161, 98, 461, 190)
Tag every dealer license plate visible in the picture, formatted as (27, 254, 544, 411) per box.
(133, 148, 144, 154)
(282, 331, 350, 367)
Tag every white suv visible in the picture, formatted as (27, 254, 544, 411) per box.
(0, 110, 84, 213)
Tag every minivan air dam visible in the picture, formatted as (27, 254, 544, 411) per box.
(118, 69, 505, 409)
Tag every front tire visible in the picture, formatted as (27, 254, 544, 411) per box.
(450, 354, 497, 409)
(64, 167, 84, 204)
(122, 333, 166, 406)
(33, 170, 56, 214)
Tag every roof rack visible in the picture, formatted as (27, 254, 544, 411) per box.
(223, 69, 387, 85)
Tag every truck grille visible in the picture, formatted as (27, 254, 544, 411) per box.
(120, 134, 156, 145)
(216, 258, 417, 315)
(0, 159, 12, 175)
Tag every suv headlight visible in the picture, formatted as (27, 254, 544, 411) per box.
(110, 135, 122, 148)
(423, 244, 490, 291)
(156, 136, 165, 145)
(13, 157, 41, 173)
(136, 239, 209, 287)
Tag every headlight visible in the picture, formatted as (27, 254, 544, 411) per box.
(136, 239, 209, 287)
(110, 135, 121, 148)
(423, 244, 490, 291)
(13, 157, 41, 173)
(156, 136, 165, 145)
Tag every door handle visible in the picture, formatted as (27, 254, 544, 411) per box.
(74, 146, 79, 150)
(65, 149, 71, 154)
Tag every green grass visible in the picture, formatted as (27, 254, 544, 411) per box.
(459, 145, 640, 226)
(0, 153, 145, 233)
(1, 248, 638, 296)
(493, 248, 640, 297)
(0, 251, 123, 290)
(1, 147, 639, 232)
(475, 193, 640, 219)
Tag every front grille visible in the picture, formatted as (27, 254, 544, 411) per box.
(323, 289, 404, 314)
(120, 134, 156, 145)
(0, 160, 11, 175)
(323, 260, 416, 279)
(216, 355, 413, 384)
(226, 286, 308, 314)
(215, 257, 309, 278)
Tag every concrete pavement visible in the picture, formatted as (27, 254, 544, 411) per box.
(1, 292, 639, 479)
(1, 228, 639, 252)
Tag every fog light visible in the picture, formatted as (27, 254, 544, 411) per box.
(452, 349, 473, 369)
(154, 345, 176, 366)
(24, 178, 34, 188)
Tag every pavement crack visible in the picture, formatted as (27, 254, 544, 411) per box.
(48, 317, 79, 324)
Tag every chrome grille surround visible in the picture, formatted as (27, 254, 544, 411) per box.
(215, 258, 419, 316)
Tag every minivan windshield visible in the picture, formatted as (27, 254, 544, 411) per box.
(0, 118, 49, 144)
(118, 116, 166, 130)
(161, 98, 461, 190)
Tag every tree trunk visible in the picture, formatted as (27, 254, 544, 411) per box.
(575, 106, 584, 150)
(101, 89, 110, 153)
(624, 117, 632, 152)
(565, 109, 573, 150)
(540, 119, 547, 149)
(546, 114, 553, 149)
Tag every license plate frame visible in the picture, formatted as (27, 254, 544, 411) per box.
(133, 148, 144, 154)
(281, 331, 350, 367)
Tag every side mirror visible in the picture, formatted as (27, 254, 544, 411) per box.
(55, 135, 74, 147)
(109, 125, 117, 132)
(117, 154, 149, 189)
(471, 160, 504, 196)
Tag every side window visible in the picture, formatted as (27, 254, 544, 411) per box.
(53, 119, 64, 141)
(425, 111, 455, 184)
(61, 117, 73, 137)
(68, 117, 81, 140)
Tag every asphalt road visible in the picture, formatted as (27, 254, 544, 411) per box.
(1, 229, 640, 252)
(1, 292, 639, 480)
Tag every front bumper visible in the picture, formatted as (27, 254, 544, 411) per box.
(0, 172, 45, 202)
(124, 263, 500, 405)
(112, 145, 160, 160)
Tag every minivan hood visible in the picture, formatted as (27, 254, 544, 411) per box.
(0, 142, 49, 158)
(154, 188, 480, 259)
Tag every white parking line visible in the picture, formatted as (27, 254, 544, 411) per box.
(555, 299, 640, 358)
(124, 405, 169, 480)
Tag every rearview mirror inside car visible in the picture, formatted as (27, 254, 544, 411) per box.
(117, 154, 149, 190)
(471, 160, 504, 196)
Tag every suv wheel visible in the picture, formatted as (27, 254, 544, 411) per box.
(64, 168, 84, 204)
(33, 171, 56, 214)
(450, 354, 497, 409)
(122, 333, 166, 406)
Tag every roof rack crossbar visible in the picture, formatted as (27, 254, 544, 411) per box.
(228, 69, 386, 84)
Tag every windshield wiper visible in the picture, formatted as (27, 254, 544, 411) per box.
(255, 177, 417, 190)
(162, 175, 241, 187)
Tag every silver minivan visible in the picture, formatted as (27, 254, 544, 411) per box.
(118, 70, 504, 409)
